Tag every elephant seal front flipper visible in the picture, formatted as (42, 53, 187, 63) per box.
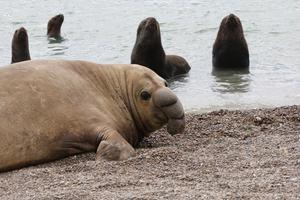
(95, 127, 135, 161)
(56, 124, 135, 161)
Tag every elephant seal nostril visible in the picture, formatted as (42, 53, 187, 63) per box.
(160, 99, 177, 108)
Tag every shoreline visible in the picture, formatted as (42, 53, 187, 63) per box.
(184, 104, 297, 114)
(1, 105, 299, 199)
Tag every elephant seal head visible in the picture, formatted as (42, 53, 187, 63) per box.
(125, 65, 185, 136)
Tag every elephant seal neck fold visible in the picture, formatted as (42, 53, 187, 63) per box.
(122, 68, 151, 142)
(68, 62, 141, 146)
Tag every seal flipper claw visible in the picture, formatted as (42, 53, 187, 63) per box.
(95, 129, 135, 161)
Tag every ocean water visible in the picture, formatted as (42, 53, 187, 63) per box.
(0, 0, 299, 112)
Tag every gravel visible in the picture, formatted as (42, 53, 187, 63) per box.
(0, 105, 299, 199)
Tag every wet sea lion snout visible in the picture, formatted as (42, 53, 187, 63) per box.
(226, 14, 240, 29)
(47, 14, 64, 38)
(16, 27, 27, 40)
(137, 17, 161, 45)
(144, 17, 159, 31)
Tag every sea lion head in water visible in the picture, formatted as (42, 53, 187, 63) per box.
(0, 60, 185, 172)
(11, 27, 31, 64)
(131, 17, 167, 77)
(212, 14, 249, 71)
(131, 17, 191, 79)
(47, 14, 64, 38)
(135, 17, 162, 47)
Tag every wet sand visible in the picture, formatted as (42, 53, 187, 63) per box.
(0, 105, 299, 199)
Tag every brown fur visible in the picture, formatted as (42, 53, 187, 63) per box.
(131, 17, 190, 79)
(47, 14, 64, 38)
(0, 60, 185, 172)
(11, 27, 31, 64)
(212, 14, 249, 71)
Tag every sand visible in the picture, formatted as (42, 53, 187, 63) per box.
(0, 105, 299, 199)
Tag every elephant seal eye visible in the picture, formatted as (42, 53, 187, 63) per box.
(164, 81, 168, 87)
(140, 91, 151, 100)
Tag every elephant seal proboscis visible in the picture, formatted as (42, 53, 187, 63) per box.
(131, 17, 190, 79)
(0, 59, 185, 172)
(212, 14, 249, 72)
(11, 27, 31, 64)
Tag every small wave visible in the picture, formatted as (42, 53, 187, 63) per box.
(11, 21, 24, 25)
(194, 27, 217, 34)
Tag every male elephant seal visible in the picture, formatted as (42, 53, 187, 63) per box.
(131, 17, 191, 79)
(212, 14, 249, 71)
(47, 14, 64, 38)
(0, 60, 185, 172)
(11, 27, 31, 64)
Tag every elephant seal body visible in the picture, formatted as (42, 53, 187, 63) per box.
(47, 14, 64, 38)
(212, 14, 249, 71)
(0, 60, 185, 172)
(131, 17, 190, 79)
(11, 27, 31, 64)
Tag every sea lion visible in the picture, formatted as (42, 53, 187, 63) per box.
(47, 14, 64, 38)
(212, 14, 249, 71)
(131, 17, 190, 79)
(11, 27, 31, 64)
(0, 59, 185, 172)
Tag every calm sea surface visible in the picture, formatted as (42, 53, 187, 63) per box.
(0, 0, 299, 112)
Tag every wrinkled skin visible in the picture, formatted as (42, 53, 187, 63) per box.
(131, 17, 191, 79)
(11, 27, 31, 64)
(0, 60, 185, 172)
(212, 14, 249, 71)
(47, 14, 64, 38)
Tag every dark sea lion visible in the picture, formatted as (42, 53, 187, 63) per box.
(0, 59, 185, 172)
(11, 27, 31, 64)
(47, 14, 64, 38)
(212, 14, 249, 71)
(131, 17, 191, 79)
